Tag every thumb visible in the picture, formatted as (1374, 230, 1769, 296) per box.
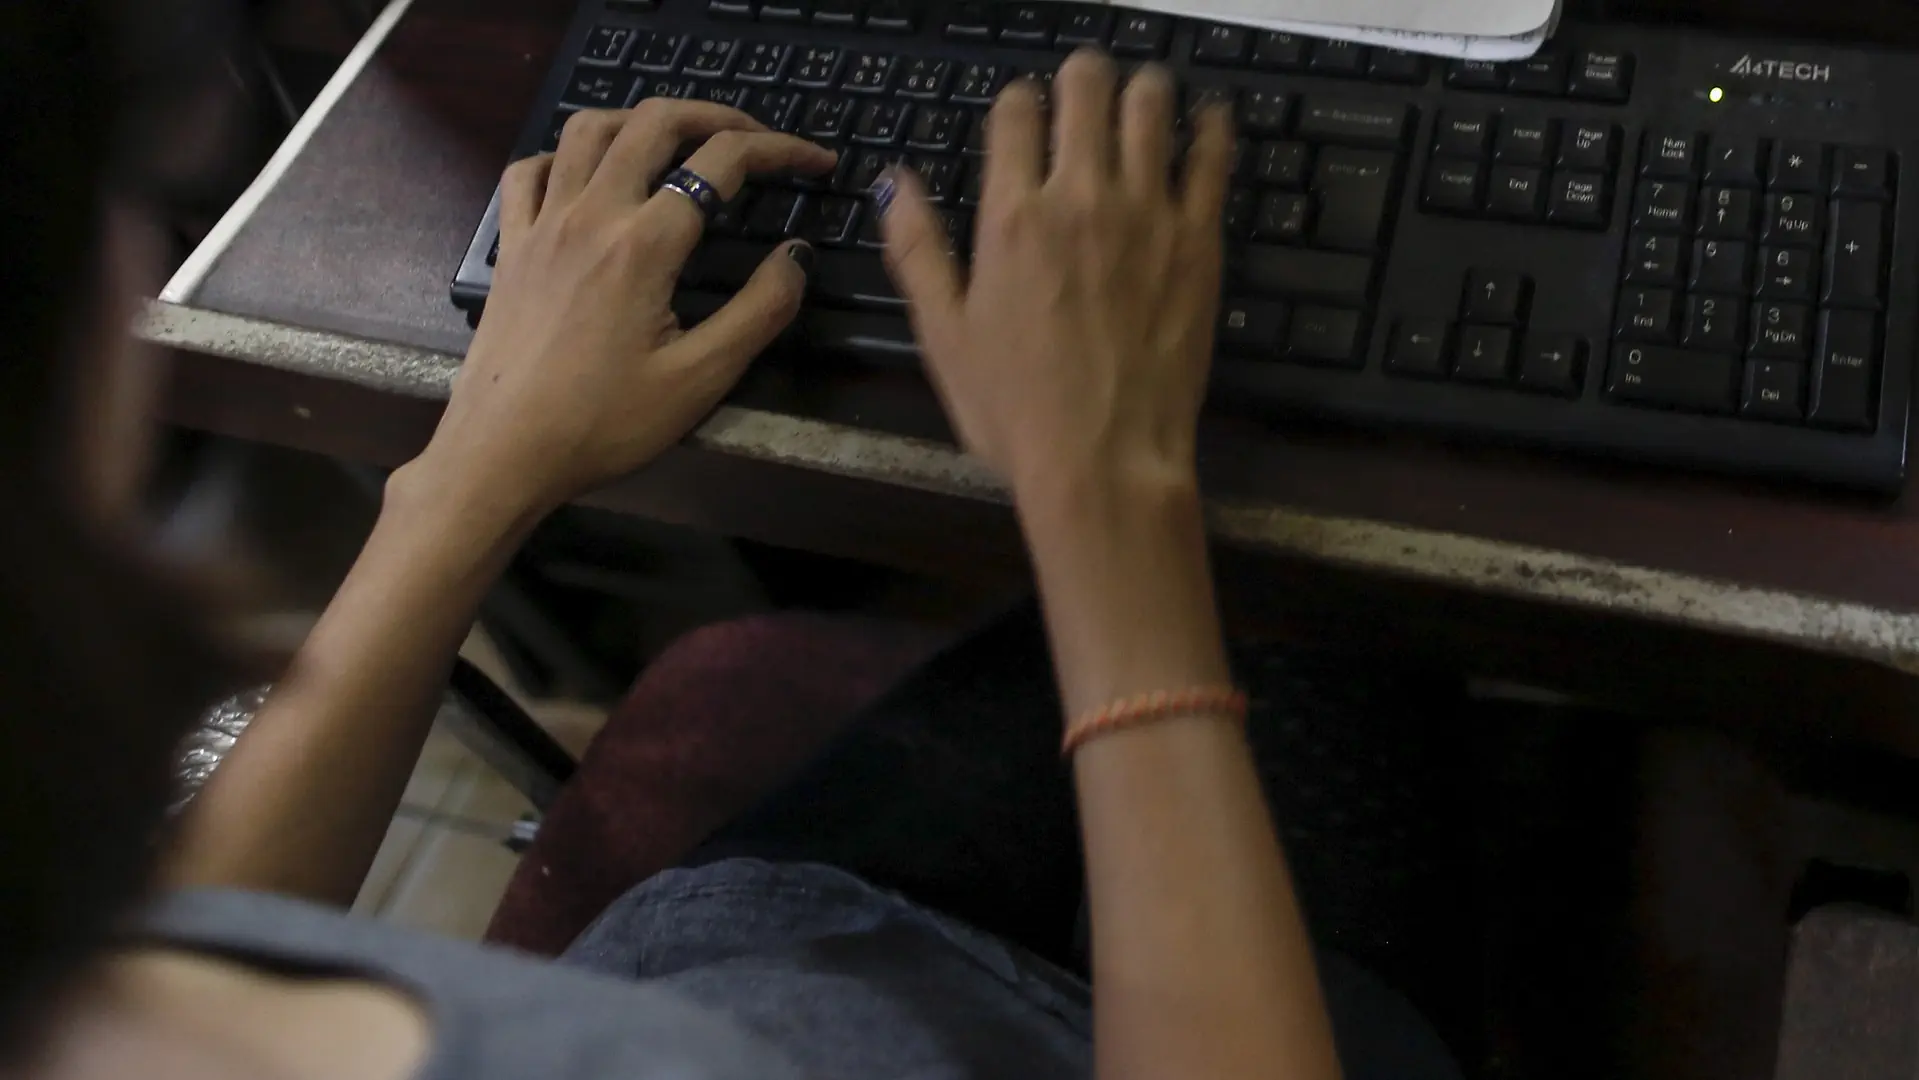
(875, 166, 965, 357)
(665, 239, 810, 381)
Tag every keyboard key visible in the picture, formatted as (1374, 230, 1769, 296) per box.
(943, 0, 994, 39)
(1761, 192, 1821, 245)
(1462, 268, 1529, 324)
(693, 82, 754, 109)
(1606, 344, 1736, 412)
(962, 110, 988, 155)
(1631, 179, 1691, 231)
(1311, 147, 1396, 250)
(1235, 245, 1374, 306)
(1624, 232, 1682, 286)
(560, 68, 638, 108)
(1447, 60, 1505, 90)
(1834, 146, 1890, 198)
(1368, 49, 1428, 84)
(895, 57, 950, 99)
(1217, 299, 1288, 355)
(1642, 131, 1697, 178)
(1295, 98, 1409, 149)
(1222, 188, 1254, 239)
(1768, 142, 1825, 193)
(1254, 141, 1310, 189)
(1742, 360, 1804, 421)
(864, 0, 916, 32)
(950, 62, 1005, 104)
(708, 0, 756, 20)
(760, 0, 812, 23)
(1750, 301, 1811, 359)
(1615, 287, 1675, 341)
(1824, 200, 1885, 308)
(632, 32, 686, 72)
(685, 38, 739, 78)
(1239, 90, 1290, 137)
(1508, 51, 1567, 95)
(1756, 245, 1814, 301)
(1250, 31, 1306, 70)
(815, 250, 904, 308)
(958, 160, 982, 206)
(793, 194, 862, 244)
(1557, 122, 1615, 171)
(1253, 191, 1311, 242)
(1518, 333, 1585, 395)
(852, 99, 907, 144)
(1494, 117, 1555, 166)
(1454, 325, 1515, 383)
(909, 154, 959, 203)
(904, 105, 963, 150)
(1696, 187, 1755, 239)
(1285, 307, 1365, 367)
(745, 188, 803, 238)
(1055, 8, 1112, 48)
(582, 25, 636, 66)
(802, 94, 853, 138)
(1689, 238, 1749, 293)
(1387, 319, 1451, 377)
(999, 4, 1054, 46)
(1423, 159, 1482, 213)
(1485, 165, 1546, 220)
(1703, 135, 1762, 187)
(743, 89, 804, 131)
(1194, 23, 1250, 65)
(640, 76, 700, 100)
(790, 46, 843, 87)
(1308, 39, 1368, 78)
(836, 147, 904, 193)
(1547, 173, 1607, 227)
(1109, 13, 1171, 58)
(843, 53, 896, 93)
(1434, 112, 1492, 159)
(736, 42, 790, 82)
(1808, 310, 1878, 429)
(1567, 50, 1631, 102)
(812, 0, 860, 24)
(1681, 293, 1743, 352)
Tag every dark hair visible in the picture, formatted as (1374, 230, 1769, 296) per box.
(0, 0, 246, 1058)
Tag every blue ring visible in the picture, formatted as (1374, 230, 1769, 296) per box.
(658, 166, 724, 219)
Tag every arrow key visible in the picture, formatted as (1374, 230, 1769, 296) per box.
(1756, 245, 1814, 301)
(1518, 333, 1586, 396)
(1386, 319, 1452, 378)
(1461, 268, 1530, 324)
(1454, 324, 1515, 383)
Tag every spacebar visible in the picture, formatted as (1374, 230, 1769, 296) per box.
(1233, 245, 1374, 306)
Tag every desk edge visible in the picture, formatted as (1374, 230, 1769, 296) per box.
(138, 299, 1919, 671)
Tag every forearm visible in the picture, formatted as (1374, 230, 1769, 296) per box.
(1022, 473, 1339, 1080)
(163, 464, 538, 905)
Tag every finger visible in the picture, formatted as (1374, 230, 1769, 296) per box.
(589, 98, 772, 203)
(1179, 103, 1235, 229)
(1050, 49, 1118, 186)
(498, 154, 552, 251)
(1117, 65, 1176, 199)
(983, 77, 1046, 203)
(638, 131, 839, 265)
(663, 239, 812, 386)
(876, 167, 966, 357)
(545, 109, 625, 211)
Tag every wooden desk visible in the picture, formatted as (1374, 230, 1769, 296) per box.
(141, 0, 1919, 741)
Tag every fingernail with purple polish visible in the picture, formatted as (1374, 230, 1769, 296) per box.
(787, 241, 815, 278)
(868, 170, 898, 217)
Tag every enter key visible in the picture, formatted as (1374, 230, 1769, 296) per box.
(1808, 310, 1879, 431)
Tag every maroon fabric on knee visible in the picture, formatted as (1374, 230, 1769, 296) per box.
(484, 614, 941, 956)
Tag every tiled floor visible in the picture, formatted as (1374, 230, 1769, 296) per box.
(351, 632, 609, 939)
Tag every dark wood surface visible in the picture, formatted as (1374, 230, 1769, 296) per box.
(174, 0, 1919, 625)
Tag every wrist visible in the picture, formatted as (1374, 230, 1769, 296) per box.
(384, 453, 547, 563)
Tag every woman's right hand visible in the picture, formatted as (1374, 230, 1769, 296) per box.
(876, 49, 1235, 504)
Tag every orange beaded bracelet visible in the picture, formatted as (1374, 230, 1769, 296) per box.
(1061, 686, 1249, 755)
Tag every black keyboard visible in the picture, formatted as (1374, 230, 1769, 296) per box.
(453, 0, 1916, 490)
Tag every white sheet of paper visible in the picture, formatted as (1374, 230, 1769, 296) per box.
(1111, 0, 1560, 39)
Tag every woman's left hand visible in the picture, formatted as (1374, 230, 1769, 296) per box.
(404, 101, 837, 521)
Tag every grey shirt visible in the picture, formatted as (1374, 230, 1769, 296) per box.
(139, 858, 1092, 1080)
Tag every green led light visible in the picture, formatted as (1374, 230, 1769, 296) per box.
(1708, 86, 1725, 102)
